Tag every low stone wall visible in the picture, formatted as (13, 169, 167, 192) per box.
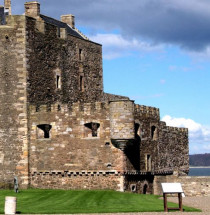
(30, 172, 123, 191)
(154, 175, 210, 196)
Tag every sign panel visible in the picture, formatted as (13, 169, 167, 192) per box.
(161, 183, 185, 197)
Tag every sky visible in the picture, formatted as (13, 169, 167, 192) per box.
(5, 0, 210, 155)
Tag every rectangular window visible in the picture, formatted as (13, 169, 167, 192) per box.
(56, 75, 61, 89)
(84, 122, 100, 138)
(37, 124, 52, 139)
(57, 27, 61, 37)
(80, 75, 84, 92)
(79, 49, 82, 61)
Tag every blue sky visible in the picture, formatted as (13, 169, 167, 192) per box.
(6, 0, 210, 154)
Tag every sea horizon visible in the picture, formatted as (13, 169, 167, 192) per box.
(190, 166, 210, 168)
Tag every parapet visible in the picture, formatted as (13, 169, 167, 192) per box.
(30, 101, 110, 116)
(135, 104, 160, 120)
(161, 125, 188, 135)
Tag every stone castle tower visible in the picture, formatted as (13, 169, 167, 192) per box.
(0, 1, 189, 193)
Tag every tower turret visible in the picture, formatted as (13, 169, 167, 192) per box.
(110, 100, 135, 150)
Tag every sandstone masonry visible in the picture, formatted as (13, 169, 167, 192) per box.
(154, 174, 210, 197)
(0, 1, 189, 194)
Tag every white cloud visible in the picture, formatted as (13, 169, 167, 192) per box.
(162, 115, 201, 132)
(89, 33, 163, 59)
(162, 115, 210, 154)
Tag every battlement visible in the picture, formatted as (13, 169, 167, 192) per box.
(167, 126, 188, 133)
(135, 104, 160, 120)
(159, 121, 188, 134)
(30, 101, 109, 115)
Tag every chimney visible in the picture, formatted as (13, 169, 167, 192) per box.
(61, 14, 75, 28)
(25, 1, 40, 18)
(4, 0, 11, 15)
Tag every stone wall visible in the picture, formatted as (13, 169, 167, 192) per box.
(134, 105, 189, 174)
(157, 122, 189, 174)
(154, 175, 210, 196)
(31, 171, 123, 191)
(26, 16, 103, 106)
(0, 15, 29, 187)
(135, 105, 160, 172)
(124, 174, 154, 194)
(29, 102, 114, 171)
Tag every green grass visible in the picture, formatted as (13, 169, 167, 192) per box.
(0, 189, 201, 214)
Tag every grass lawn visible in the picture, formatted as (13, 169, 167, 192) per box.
(0, 189, 201, 214)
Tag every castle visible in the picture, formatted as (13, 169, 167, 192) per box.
(0, 1, 189, 193)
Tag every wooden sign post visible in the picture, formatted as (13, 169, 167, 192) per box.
(161, 183, 185, 212)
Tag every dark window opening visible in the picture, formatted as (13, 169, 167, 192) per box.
(37, 124, 52, 139)
(84, 122, 100, 137)
(57, 104, 61, 111)
(80, 75, 84, 92)
(151, 125, 157, 140)
(143, 184, 148, 194)
(130, 184, 136, 192)
(79, 48, 82, 60)
(105, 142, 110, 146)
(57, 27, 60, 37)
(36, 105, 40, 112)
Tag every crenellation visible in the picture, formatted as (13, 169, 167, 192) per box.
(136, 105, 160, 120)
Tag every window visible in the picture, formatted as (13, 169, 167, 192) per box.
(57, 104, 61, 111)
(36, 105, 40, 112)
(37, 124, 52, 139)
(79, 48, 82, 61)
(145, 154, 151, 171)
(56, 75, 61, 89)
(79, 75, 84, 92)
(130, 184, 137, 192)
(54, 69, 61, 89)
(151, 125, 158, 140)
(57, 27, 61, 37)
(84, 122, 100, 137)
